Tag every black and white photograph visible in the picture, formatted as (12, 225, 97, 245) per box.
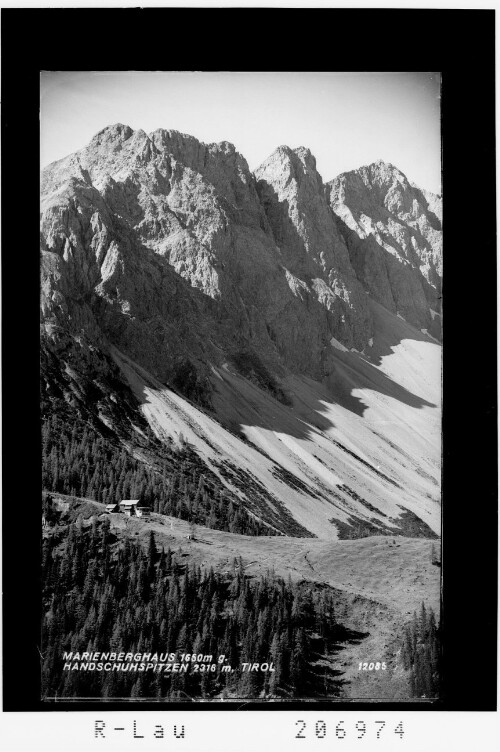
(1, 7, 497, 751)
(39, 69, 442, 703)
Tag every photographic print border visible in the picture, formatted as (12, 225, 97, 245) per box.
(1, 6, 496, 713)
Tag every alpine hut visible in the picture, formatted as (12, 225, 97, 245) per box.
(105, 503, 119, 514)
(119, 499, 140, 517)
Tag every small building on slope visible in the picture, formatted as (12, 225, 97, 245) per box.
(105, 503, 119, 514)
(119, 500, 151, 518)
(119, 499, 140, 517)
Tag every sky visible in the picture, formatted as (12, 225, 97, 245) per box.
(40, 71, 441, 194)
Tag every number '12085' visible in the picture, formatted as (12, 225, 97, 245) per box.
(358, 661, 386, 670)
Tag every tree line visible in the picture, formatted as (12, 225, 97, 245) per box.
(401, 602, 440, 698)
(42, 514, 344, 700)
(42, 414, 276, 536)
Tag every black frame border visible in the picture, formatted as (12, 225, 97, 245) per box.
(1, 7, 496, 713)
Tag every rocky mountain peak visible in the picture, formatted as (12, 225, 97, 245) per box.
(370, 158, 404, 177)
(148, 127, 255, 212)
(90, 122, 134, 146)
(150, 128, 245, 171)
(40, 123, 442, 412)
(365, 160, 412, 200)
(255, 144, 372, 351)
(255, 144, 320, 189)
(327, 160, 442, 332)
(293, 145, 317, 170)
(328, 160, 411, 207)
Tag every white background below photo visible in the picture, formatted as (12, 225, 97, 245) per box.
(0, 711, 500, 751)
(1, 3, 497, 751)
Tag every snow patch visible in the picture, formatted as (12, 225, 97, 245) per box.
(109, 309, 442, 541)
(284, 268, 310, 300)
(98, 413, 113, 430)
(430, 309, 440, 320)
(273, 431, 342, 487)
(330, 337, 348, 352)
(368, 337, 374, 348)
(210, 365, 223, 381)
(421, 329, 440, 344)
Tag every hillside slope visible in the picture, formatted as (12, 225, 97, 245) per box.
(111, 294, 440, 539)
(46, 493, 440, 699)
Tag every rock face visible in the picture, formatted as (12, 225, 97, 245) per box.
(255, 146, 372, 351)
(42, 127, 442, 402)
(41, 125, 374, 401)
(327, 160, 442, 337)
(40, 124, 442, 537)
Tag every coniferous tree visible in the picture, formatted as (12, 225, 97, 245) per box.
(42, 514, 359, 700)
(42, 415, 276, 536)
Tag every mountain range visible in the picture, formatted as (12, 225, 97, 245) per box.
(41, 123, 442, 540)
